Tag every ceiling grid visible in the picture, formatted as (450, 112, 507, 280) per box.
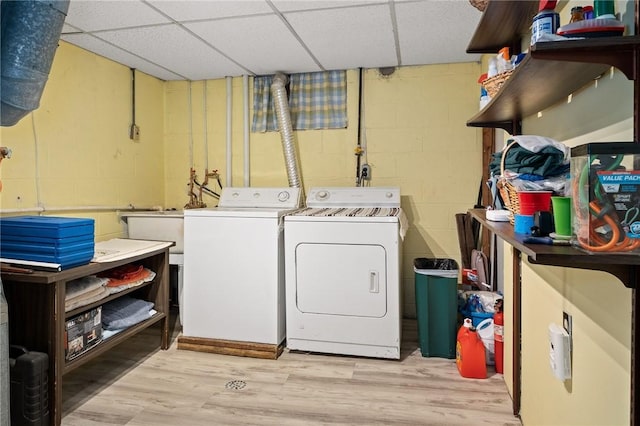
(60, 0, 482, 81)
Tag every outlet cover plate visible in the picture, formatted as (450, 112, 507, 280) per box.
(563, 311, 573, 351)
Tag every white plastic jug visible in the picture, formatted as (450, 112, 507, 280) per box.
(477, 317, 495, 366)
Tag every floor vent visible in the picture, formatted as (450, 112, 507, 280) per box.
(224, 380, 246, 390)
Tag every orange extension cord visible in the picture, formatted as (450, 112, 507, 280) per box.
(572, 162, 640, 252)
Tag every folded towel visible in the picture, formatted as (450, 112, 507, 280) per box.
(66, 275, 109, 300)
(102, 296, 154, 330)
(65, 285, 110, 312)
(106, 269, 156, 295)
(100, 265, 155, 288)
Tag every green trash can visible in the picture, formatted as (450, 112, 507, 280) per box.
(414, 258, 459, 359)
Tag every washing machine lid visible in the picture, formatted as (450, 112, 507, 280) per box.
(306, 187, 400, 208)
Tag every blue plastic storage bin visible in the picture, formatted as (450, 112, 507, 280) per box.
(0, 216, 94, 269)
(460, 309, 494, 327)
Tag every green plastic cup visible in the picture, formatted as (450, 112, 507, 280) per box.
(551, 196, 572, 237)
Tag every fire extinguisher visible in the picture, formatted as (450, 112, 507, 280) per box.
(494, 299, 504, 374)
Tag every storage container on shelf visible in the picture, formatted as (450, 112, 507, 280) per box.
(570, 142, 640, 253)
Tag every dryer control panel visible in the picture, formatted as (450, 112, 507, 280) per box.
(307, 187, 400, 208)
(219, 187, 301, 209)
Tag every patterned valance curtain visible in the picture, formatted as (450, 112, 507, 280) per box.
(252, 70, 347, 133)
(251, 75, 278, 133)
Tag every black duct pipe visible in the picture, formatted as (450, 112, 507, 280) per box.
(1, 0, 69, 126)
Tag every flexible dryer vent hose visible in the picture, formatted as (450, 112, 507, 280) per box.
(1, 0, 70, 126)
(271, 73, 305, 203)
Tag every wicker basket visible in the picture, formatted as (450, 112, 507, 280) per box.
(482, 69, 514, 98)
(469, 0, 487, 12)
(498, 140, 520, 224)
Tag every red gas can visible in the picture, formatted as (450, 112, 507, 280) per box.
(494, 299, 504, 374)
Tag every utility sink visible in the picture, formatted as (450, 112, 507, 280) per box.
(120, 211, 184, 254)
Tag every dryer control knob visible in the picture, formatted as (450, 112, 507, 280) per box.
(253, 192, 260, 198)
(278, 191, 290, 202)
(386, 192, 394, 198)
(316, 190, 329, 201)
(232, 192, 240, 198)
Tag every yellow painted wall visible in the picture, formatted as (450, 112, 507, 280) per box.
(163, 64, 484, 317)
(521, 262, 631, 425)
(0, 42, 165, 241)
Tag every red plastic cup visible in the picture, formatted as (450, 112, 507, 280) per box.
(518, 191, 552, 215)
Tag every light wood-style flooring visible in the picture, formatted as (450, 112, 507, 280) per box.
(62, 315, 521, 425)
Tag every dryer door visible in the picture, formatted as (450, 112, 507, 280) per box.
(295, 243, 386, 318)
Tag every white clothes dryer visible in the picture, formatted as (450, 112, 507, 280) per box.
(180, 187, 300, 358)
(284, 187, 406, 359)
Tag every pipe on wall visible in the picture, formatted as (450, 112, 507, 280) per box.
(203, 80, 208, 171)
(1, 0, 69, 126)
(0, 205, 162, 215)
(271, 73, 304, 197)
(243, 75, 250, 187)
(188, 81, 194, 169)
(226, 76, 232, 187)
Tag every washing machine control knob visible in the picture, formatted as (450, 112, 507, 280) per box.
(277, 191, 290, 202)
(386, 192, 394, 198)
(232, 192, 239, 198)
(316, 190, 329, 201)
(253, 192, 260, 198)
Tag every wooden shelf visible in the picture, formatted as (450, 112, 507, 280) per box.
(1, 244, 171, 426)
(0, 248, 173, 284)
(530, 35, 640, 80)
(468, 36, 640, 134)
(63, 312, 166, 374)
(467, 0, 538, 54)
(469, 209, 639, 288)
(466, 0, 640, 135)
(65, 279, 156, 318)
(467, 50, 610, 134)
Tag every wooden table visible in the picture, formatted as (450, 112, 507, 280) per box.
(1, 244, 171, 425)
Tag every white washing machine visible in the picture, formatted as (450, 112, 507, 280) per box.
(181, 187, 300, 354)
(284, 187, 406, 359)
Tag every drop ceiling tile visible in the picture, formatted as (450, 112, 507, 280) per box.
(64, 0, 171, 32)
(395, 1, 481, 65)
(284, 4, 397, 71)
(61, 34, 184, 80)
(185, 15, 320, 76)
(57, 0, 487, 81)
(272, 0, 386, 12)
(94, 25, 248, 80)
(148, 0, 273, 22)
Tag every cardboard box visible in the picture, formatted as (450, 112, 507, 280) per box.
(65, 307, 102, 361)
